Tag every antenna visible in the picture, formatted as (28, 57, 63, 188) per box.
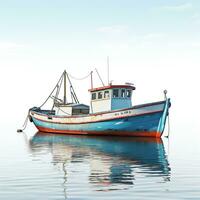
(107, 56, 110, 85)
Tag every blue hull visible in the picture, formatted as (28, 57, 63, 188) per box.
(30, 99, 171, 137)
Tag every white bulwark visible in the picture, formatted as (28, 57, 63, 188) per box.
(89, 84, 136, 113)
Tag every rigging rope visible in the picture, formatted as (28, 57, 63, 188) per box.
(56, 106, 71, 115)
(51, 75, 64, 110)
(67, 71, 91, 80)
(17, 110, 30, 132)
(39, 72, 64, 108)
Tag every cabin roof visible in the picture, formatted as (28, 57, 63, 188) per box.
(88, 85, 136, 92)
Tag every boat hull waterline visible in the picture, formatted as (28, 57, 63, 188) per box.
(30, 99, 171, 138)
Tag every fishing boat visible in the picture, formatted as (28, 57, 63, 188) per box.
(29, 70, 171, 137)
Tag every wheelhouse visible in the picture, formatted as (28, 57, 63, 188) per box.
(89, 84, 135, 113)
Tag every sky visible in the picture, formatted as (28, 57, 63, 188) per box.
(0, 0, 200, 135)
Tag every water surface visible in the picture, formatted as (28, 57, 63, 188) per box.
(0, 126, 200, 199)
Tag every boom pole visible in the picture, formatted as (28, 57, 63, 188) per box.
(90, 71, 93, 89)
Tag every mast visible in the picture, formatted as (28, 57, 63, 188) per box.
(64, 70, 67, 104)
(107, 56, 110, 85)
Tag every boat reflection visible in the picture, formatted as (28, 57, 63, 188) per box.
(29, 132, 170, 191)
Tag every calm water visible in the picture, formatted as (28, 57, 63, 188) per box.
(0, 122, 200, 200)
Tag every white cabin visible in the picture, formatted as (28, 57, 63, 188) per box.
(89, 84, 135, 113)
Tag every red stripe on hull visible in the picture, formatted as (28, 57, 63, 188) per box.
(36, 126, 161, 138)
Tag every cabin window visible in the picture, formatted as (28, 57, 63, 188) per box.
(98, 91, 103, 99)
(113, 89, 119, 98)
(121, 89, 125, 98)
(92, 93, 96, 100)
(126, 90, 132, 98)
(104, 90, 110, 99)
